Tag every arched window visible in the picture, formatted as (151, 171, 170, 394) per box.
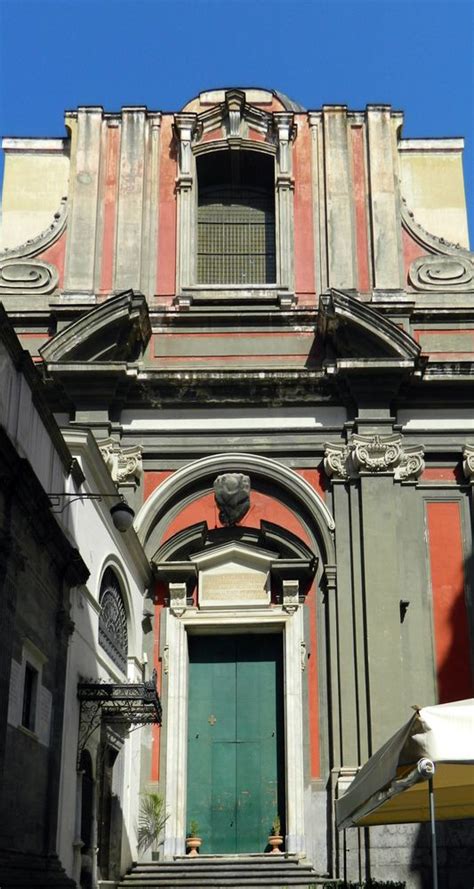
(98, 568, 128, 673)
(197, 150, 275, 285)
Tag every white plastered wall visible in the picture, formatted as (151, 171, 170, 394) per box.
(56, 431, 151, 881)
(399, 139, 470, 248)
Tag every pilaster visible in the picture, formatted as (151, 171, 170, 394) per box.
(141, 114, 162, 297)
(114, 107, 147, 291)
(324, 430, 425, 750)
(308, 112, 327, 294)
(331, 483, 359, 764)
(366, 105, 403, 289)
(322, 106, 357, 289)
(274, 112, 295, 290)
(174, 113, 198, 290)
(64, 107, 103, 293)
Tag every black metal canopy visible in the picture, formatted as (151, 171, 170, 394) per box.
(77, 670, 162, 757)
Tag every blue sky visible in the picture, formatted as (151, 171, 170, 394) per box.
(0, 0, 473, 243)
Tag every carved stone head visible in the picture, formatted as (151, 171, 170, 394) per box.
(213, 473, 251, 526)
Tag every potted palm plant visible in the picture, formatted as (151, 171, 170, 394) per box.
(186, 819, 202, 856)
(137, 791, 169, 861)
(267, 814, 283, 853)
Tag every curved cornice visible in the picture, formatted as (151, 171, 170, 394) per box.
(0, 197, 68, 260)
(152, 519, 316, 565)
(134, 452, 335, 565)
(40, 290, 151, 363)
(400, 194, 474, 259)
(319, 289, 421, 361)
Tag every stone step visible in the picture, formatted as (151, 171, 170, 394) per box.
(118, 856, 335, 889)
(128, 862, 316, 872)
(119, 874, 330, 889)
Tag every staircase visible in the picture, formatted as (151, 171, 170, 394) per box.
(118, 855, 337, 888)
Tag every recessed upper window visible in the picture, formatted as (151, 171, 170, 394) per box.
(197, 150, 276, 286)
(98, 568, 128, 673)
(21, 662, 38, 732)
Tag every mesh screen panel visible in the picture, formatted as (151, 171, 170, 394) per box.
(197, 188, 276, 284)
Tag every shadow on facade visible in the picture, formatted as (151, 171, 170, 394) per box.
(409, 550, 474, 889)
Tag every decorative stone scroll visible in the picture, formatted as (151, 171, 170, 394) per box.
(462, 444, 474, 481)
(408, 254, 474, 291)
(98, 438, 142, 485)
(324, 434, 424, 481)
(0, 259, 59, 294)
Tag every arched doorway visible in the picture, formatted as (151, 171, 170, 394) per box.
(134, 454, 335, 859)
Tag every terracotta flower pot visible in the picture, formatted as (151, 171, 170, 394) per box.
(268, 834, 283, 853)
(186, 836, 202, 856)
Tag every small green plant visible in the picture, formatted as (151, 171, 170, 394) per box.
(188, 819, 200, 837)
(137, 792, 169, 854)
(271, 814, 281, 836)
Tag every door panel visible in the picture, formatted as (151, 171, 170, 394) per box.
(187, 634, 284, 854)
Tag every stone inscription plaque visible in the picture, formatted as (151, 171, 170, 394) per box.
(201, 571, 268, 603)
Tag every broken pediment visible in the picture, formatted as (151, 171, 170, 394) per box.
(40, 290, 151, 363)
(318, 289, 421, 362)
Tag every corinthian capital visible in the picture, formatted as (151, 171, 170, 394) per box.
(324, 434, 424, 482)
(351, 433, 403, 474)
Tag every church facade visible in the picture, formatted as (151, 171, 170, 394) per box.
(0, 87, 473, 888)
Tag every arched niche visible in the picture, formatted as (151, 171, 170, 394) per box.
(135, 452, 335, 570)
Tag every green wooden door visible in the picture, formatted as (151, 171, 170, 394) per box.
(187, 634, 284, 854)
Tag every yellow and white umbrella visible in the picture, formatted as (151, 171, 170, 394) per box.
(336, 699, 474, 889)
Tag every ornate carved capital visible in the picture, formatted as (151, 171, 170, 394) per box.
(463, 444, 474, 481)
(395, 444, 425, 481)
(352, 433, 403, 474)
(98, 438, 142, 485)
(323, 443, 352, 480)
(324, 435, 424, 481)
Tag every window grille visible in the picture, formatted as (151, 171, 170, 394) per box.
(99, 568, 128, 673)
(196, 147, 276, 286)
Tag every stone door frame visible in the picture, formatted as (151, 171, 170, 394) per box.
(162, 606, 306, 859)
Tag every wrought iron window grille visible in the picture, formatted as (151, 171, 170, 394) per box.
(77, 670, 162, 760)
(98, 570, 129, 672)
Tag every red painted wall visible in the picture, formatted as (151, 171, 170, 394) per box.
(38, 229, 67, 290)
(100, 125, 120, 293)
(293, 118, 315, 300)
(351, 126, 370, 292)
(156, 116, 177, 300)
(426, 501, 473, 702)
(402, 227, 427, 284)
